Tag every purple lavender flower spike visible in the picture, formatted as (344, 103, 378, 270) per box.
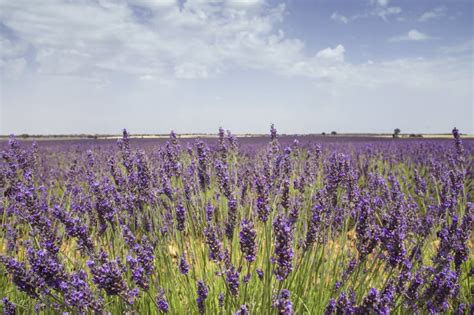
(87, 252, 128, 296)
(204, 225, 223, 262)
(2, 298, 16, 315)
(225, 195, 238, 240)
(176, 203, 186, 232)
(196, 280, 209, 314)
(156, 289, 169, 313)
(0, 256, 39, 298)
(205, 202, 215, 223)
(235, 304, 249, 315)
(179, 254, 190, 275)
(64, 270, 104, 312)
(274, 289, 293, 315)
(272, 215, 294, 281)
(218, 292, 225, 308)
(239, 219, 257, 263)
(225, 266, 240, 296)
(270, 123, 277, 142)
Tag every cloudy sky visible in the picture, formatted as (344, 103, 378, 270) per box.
(0, 0, 472, 135)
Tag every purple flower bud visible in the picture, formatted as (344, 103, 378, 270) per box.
(196, 280, 209, 314)
(235, 304, 249, 315)
(205, 225, 223, 263)
(2, 298, 16, 315)
(176, 203, 186, 232)
(179, 255, 190, 275)
(87, 253, 128, 296)
(243, 274, 251, 283)
(274, 289, 293, 315)
(205, 203, 215, 223)
(156, 289, 169, 313)
(273, 215, 294, 281)
(239, 219, 257, 263)
(225, 266, 240, 296)
(270, 124, 277, 142)
(225, 196, 238, 240)
(218, 292, 225, 308)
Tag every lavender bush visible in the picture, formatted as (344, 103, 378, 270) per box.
(0, 126, 472, 314)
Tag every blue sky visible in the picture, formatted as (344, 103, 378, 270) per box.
(0, 0, 472, 135)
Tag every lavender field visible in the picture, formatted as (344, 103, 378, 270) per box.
(0, 126, 472, 314)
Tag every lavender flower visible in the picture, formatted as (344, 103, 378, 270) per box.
(196, 280, 209, 314)
(156, 289, 169, 313)
(270, 123, 277, 142)
(127, 255, 148, 289)
(281, 179, 290, 211)
(176, 203, 186, 232)
(239, 219, 257, 263)
(333, 291, 356, 314)
(355, 197, 379, 259)
(204, 225, 223, 262)
(423, 263, 460, 313)
(225, 266, 240, 296)
(225, 196, 238, 240)
(87, 253, 127, 296)
(64, 270, 103, 312)
(235, 304, 249, 315)
(243, 274, 251, 283)
(205, 202, 215, 223)
(2, 298, 16, 315)
(255, 174, 270, 222)
(196, 141, 210, 190)
(274, 289, 293, 315)
(355, 284, 394, 315)
(272, 215, 294, 281)
(215, 159, 231, 198)
(0, 256, 39, 298)
(304, 204, 322, 250)
(451, 127, 464, 162)
(26, 245, 67, 292)
(218, 292, 225, 308)
(179, 254, 190, 275)
(324, 299, 336, 315)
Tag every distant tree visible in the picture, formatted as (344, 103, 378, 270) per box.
(322, 132, 326, 136)
(331, 131, 337, 135)
(393, 128, 401, 138)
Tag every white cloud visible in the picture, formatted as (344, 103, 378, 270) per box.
(330, 12, 348, 24)
(226, 0, 265, 8)
(407, 29, 430, 41)
(0, 0, 356, 84)
(418, 6, 447, 22)
(0, 36, 29, 78)
(315, 45, 345, 63)
(0, 0, 465, 95)
(0, 0, 300, 82)
(332, 0, 400, 24)
(372, 6, 402, 21)
(355, 0, 401, 21)
(390, 29, 435, 42)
